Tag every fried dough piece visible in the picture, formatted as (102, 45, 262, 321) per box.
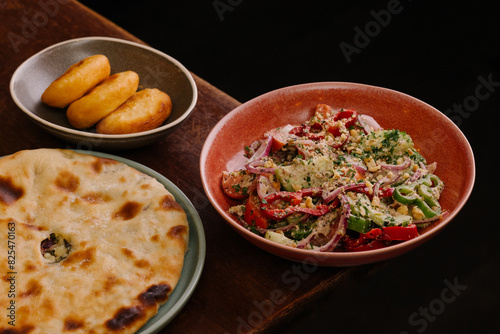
(66, 71, 139, 129)
(41, 55, 111, 108)
(96, 88, 172, 134)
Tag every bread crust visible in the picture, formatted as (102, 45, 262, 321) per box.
(66, 71, 139, 129)
(96, 88, 172, 134)
(41, 55, 111, 108)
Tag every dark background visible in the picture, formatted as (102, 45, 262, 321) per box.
(79, 1, 498, 333)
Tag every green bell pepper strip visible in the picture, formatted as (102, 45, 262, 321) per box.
(414, 198, 441, 218)
(347, 215, 372, 234)
(392, 185, 419, 205)
(393, 174, 443, 218)
(418, 173, 442, 188)
(418, 184, 440, 209)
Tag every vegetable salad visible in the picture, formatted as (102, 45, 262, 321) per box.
(221, 104, 445, 252)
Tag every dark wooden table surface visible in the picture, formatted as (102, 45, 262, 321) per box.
(0, 1, 378, 333)
(1, 1, 498, 334)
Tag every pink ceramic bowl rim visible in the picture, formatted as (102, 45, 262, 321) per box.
(200, 82, 476, 266)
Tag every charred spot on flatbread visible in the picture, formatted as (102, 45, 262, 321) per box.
(105, 284, 172, 331)
(19, 279, 43, 298)
(0, 175, 24, 205)
(160, 194, 183, 211)
(0, 325, 35, 333)
(64, 318, 85, 331)
(91, 157, 120, 174)
(139, 284, 171, 306)
(168, 225, 188, 240)
(105, 306, 145, 331)
(113, 201, 142, 220)
(55, 170, 80, 192)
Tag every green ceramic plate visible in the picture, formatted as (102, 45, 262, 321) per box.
(75, 150, 205, 333)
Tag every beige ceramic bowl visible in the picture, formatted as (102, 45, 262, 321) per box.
(200, 82, 475, 266)
(10, 37, 197, 150)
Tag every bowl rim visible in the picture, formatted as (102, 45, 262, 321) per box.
(200, 81, 476, 265)
(9, 36, 198, 139)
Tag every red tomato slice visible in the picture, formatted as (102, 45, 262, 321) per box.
(328, 109, 357, 137)
(290, 125, 306, 137)
(333, 109, 357, 128)
(221, 170, 257, 200)
(266, 127, 295, 152)
(271, 136, 287, 152)
(328, 123, 342, 136)
(244, 193, 269, 229)
(311, 122, 323, 131)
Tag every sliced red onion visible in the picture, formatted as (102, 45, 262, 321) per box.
(344, 155, 368, 175)
(256, 175, 279, 199)
(246, 140, 261, 158)
(246, 161, 276, 175)
(316, 194, 349, 252)
(380, 156, 411, 171)
(378, 172, 402, 186)
(373, 182, 380, 197)
(245, 136, 274, 174)
(322, 183, 368, 203)
(265, 124, 295, 137)
(358, 114, 382, 133)
(408, 169, 422, 183)
(413, 214, 441, 225)
(247, 136, 273, 163)
(296, 231, 316, 249)
(377, 163, 405, 186)
(353, 164, 368, 175)
(295, 139, 317, 159)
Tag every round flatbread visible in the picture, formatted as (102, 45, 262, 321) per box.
(0, 149, 189, 334)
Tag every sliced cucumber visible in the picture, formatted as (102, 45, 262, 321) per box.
(275, 155, 334, 191)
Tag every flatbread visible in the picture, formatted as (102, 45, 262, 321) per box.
(0, 149, 189, 334)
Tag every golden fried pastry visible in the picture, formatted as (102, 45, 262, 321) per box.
(41, 55, 111, 108)
(66, 71, 139, 129)
(96, 88, 172, 134)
